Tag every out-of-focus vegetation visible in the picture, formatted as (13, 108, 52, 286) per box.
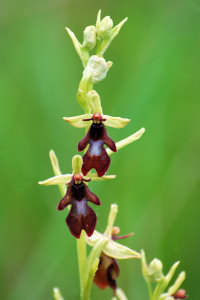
(0, 0, 200, 299)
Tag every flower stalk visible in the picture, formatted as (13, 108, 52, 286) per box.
(40, 9, 187, 300)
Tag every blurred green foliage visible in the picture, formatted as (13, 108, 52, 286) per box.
(0, 0, 200, 299)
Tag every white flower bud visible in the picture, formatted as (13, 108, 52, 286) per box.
(83, 26, 97, 51)
(83, 55, 109, 84)
(149, 258, 164, 282)
(100, 16, 113, 39)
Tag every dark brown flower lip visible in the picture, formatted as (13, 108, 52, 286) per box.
(78, 120, 117, 177)
(94, 253, 120, 291)
(57, 175, 101, 238)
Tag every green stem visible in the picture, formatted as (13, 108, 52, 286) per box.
(77, 231, 87, 297)
(147, 281, 153, 300)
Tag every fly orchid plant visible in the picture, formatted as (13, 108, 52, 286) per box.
(39, 10, 188, 300)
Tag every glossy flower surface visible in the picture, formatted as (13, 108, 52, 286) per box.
(94, 252, 120, 291)
(58, 173, 101, 238)
(78, 113, 117, 176)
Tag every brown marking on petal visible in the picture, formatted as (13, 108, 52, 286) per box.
(94, 253, 120, 291)
(102, 126, 117, 152)
(78, 131, 90, 151)
(57, 185, 73, 210)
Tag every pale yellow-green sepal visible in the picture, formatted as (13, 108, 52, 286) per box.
(160, 272, 186, 300)
(85, 173, 116, 181)
(65, 28, 83, 62)
(107, 127, 145, 155)
(87, 90, 103, 114)
(72, 155, 82, 174)
(163, 261, 180, 290)
(96, 10, 101, 40)
(104, 115, 130, 128)
(103, 239, 141, 259)
(53, 287, 64, 300)
(63, 114, 92, 128)
(38, 174, 72, 186)
(86, 231, 140, 259)
(141, 249, 149, 282)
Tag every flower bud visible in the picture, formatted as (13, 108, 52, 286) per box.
(83, 26, 97, 51)
(149, 258, 163, 282)
(100, 16, 113, 40)
(83, 55, 109, 84)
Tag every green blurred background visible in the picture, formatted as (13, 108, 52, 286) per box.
(1, 0, 200, 299)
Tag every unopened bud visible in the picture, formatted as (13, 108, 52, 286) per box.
(149, 258, 163, 282)
(83, 55, 109, 84)
(100, 16, 113, 39)
(112, 226, 120, 236)
(83, 26, 97, 51)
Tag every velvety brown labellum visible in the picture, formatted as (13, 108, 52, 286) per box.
(78, 122, 117, 177)
(94, 253, 120, 291)
(57, 177, 100, 238)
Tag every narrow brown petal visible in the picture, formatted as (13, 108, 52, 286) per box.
(78, 131, 90, 151)
(102, 126, 117, 152)
(84, 184, 101, 205)
(57, 185, 73, 210)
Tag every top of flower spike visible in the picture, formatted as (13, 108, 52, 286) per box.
(65, 10, 128, 67)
